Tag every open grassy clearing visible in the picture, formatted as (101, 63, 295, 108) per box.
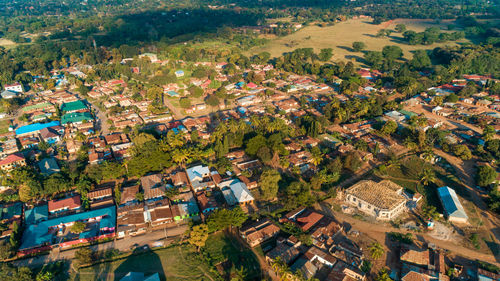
(0, 38, 18, 49)
(0, 119, 11, 134)
(248, 18, 469, 65)
(74, 244, 218, 281)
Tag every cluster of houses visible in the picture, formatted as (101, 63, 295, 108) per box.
(2, 161, 258, 256)
(240, 208, 368, 281)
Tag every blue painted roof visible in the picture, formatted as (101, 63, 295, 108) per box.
(20, 206, 115, 250)
(24, 205, 48, 225)
(438, 186, 468, 220)
(16, 121, 60, 136)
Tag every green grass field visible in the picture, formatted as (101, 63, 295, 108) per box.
(202, 232, 261, 280)
(0, 119, 11, 134)
(248, 18, 469, 65)
(73, 244, 219, 281)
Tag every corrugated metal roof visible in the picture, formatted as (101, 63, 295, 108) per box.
(438, 186, 468, 220)
(15, 121, 60, 135)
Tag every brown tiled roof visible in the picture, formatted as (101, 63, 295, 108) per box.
(121, 185, 139, 204)
(87, 188, 112, 200)
(0, 153, 25, 166)
(400, 247, 430, 266)
(311, 217, 342, 239)
(171, 172, 188, 186)
(401, 271, 431, 281)
(141, 174, 165, 200)
(48, 195, 81, 212)
(117, 210, 145, 226)
(150, 207, 173, 222)
(296, 210, 324, 231)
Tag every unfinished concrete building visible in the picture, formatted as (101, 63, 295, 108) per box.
(345, 180, 406, 220)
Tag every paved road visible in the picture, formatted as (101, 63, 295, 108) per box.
(87, 100, 110, 135)
(13, 224, 188, 268)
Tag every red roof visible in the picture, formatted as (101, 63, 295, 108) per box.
(247, 82, 257, 88)
(48, 195, 81, 212)
(0, 153, 25, 166)
(296, 211, 324, 231)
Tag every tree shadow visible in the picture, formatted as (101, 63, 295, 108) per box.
(337, 45, 355, 52)
(90, 8, 263, 48)
(112, 248, 165, 281)
(387, 35, 408, 44)
(485, 228, 500, 263)
(220, 232, 262, 280)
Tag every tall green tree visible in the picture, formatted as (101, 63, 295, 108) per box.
(259, 169, 281, 201)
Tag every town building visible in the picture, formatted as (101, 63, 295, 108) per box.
(437, 186, 468, 224)
(344, 180, 406, 220)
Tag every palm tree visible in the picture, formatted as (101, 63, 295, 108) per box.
(368, 242, 384, 260)
(172, 148, 189, 168)
(421, 150, 435, 163)
(419, 168, 436, 186)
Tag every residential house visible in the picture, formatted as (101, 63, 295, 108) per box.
(120, 184, 140, 205)
(283, 208, 324, 232)
(265, 237, 301, 264)
(48, 195, 81, 214)
(117, 203, 147, 237)
(4, 82, 23, 93)
(145, 198, 175, 227)
(39, 127, 61, 144)
(38, 157, 60, 175)
(311, 217, 343, 249)
(195, 190, 219, 214)
(186, 165, 213, 191)
(0, 153, 26, 171)
(1, 90, 19, 99)
(220, 179, 254, 206)
(326, 260, 366, 281)
(141, 174, 167, 201)
(87, 187, 114, 209)
(240, 219, 280, 247)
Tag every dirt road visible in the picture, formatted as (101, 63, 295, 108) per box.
(316, 202, 500, 266)
(434, 149, 500, 257)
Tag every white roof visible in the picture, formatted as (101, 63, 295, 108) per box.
(186, 165, 209, 182)
(230, 180, 254, 203)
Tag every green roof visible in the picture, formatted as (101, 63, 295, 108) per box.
(398, 109, 418, 118)
(61, 112, 93, 124)
(60, 100, 87, 112)
(22, 102, 54, 112)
